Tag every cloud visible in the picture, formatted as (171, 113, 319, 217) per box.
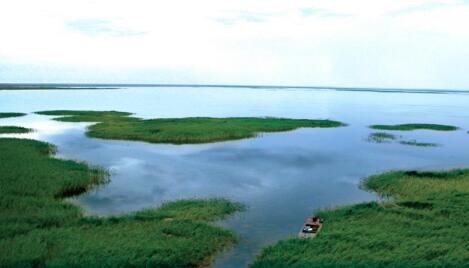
(299, 8, 352, 18)
(387, 1, 463, 16)
(0, 0, 468, 89)
(211, 10, 285, 25)
(66, 19, 145, 37)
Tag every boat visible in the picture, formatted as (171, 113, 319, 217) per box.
(298, 216, 323, 238)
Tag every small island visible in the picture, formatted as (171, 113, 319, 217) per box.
(370, 123, 458, 131)
(0, 126, 32, 134)
(0, 112, 26, 119)
(36, 110, 346, 144)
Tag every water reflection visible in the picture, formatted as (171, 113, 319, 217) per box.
(0, 114, 88, 139)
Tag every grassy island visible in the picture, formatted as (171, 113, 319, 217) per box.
(36, 110, 346, 144)
(0, 126, 32, 134)
(370, 123, 458, 131)
(251, 169, 469, 267)
(0, 112, 26, 119)
(0, 138, 244, 267)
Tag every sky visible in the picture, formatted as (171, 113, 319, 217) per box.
(0, 0, 468, 89)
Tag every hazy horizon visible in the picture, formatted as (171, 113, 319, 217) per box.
(1, 0, 469, 89)
(1, 82, 469, 92)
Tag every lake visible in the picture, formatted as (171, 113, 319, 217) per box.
(1, 86, 469, 267)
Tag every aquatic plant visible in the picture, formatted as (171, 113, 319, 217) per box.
(36, 110, 346, 144)
(367, 132, 398, 143)
(367, 131, 441, 148)
(370, 123, 458, 131)
(399, 140, 439, 147)
(251, 168, 469, 267)
(0, 138, 244, 267)
(0, 126, 32, 134)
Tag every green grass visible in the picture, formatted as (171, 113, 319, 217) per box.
(367, 132, 439, 147)
(370, 123, 458, 131)
(367, 132, 398, 143)
(0, 138, 244, 267)
(399, 140, 439, 147)
(251, 169, 469, 268)
(0, 126, 32, 134)
(36, 110, 346, 144)
(0, 112, 26, 119)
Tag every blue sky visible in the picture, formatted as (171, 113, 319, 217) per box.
(0, 0, 468, 89)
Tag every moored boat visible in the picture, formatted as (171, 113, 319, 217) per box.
(298, 216, 323, 238)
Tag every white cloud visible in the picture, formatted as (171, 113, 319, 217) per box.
(0, 0, 468, 89)
(66, 19, 146, 37)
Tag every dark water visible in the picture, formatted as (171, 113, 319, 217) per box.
(1, 87, 469, 267)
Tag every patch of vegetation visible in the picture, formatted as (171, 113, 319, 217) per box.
(251, 169, 469, 268)
(0, 138, 244, 267)
(0, 126, 32, 134)
(0, 112, 26, 119)
(399, 140, 439, 147)
(370, 123, 458, 131)
(36, 110, 346, 144)
(367, 132, 398, 143)
(367, 131, 440, 148)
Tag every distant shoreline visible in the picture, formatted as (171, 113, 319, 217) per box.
(1, 83, 469, 94)
(0, 85, 118, 90)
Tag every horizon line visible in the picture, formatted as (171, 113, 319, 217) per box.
(0, 82, 468, 94)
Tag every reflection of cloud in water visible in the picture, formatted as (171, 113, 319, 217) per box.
(109, 157, 144, 171)
(335, 175, 366, 186)
(185, 147, 335, 167)
(0, 114, 89, 140)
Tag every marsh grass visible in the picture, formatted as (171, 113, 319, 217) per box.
(367, 132, 398, 143)
(251, 169, 469, 268)
(0, 126, 32, 134)
(399, 140, 439, 147)
(0, 112, 26, 119)
(367, 130, 441, 148)
(370, 123, 458, 131)
(367, 133, 439, 147)
(0, 138, 244, 267)
(36, 110, 346, 144)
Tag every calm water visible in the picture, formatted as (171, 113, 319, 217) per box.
(1, 87, 469, 267)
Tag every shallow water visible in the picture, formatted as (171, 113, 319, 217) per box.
(1, 87, 469, 267)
